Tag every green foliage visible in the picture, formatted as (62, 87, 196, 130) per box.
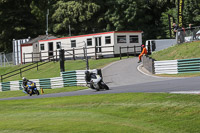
(0, 0, 200, 53)
(104, 0, 137, 31)
(52, 0, 100, 35)
(161, 0, 200, 37)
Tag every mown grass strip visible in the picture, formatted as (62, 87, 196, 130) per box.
(0, 57, 121, 82)
(0, 93, 200, 133)
(0, 86, 87, 99)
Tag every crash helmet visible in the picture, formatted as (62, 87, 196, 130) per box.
(22, 77, 27, 82)
(85, 70, 90, 75)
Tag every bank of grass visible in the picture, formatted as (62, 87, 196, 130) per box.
(0, 86, 87, 99)
(0, 93, 200, 133)
(0, 57, 122, 82)
(150, 41, 200, 61)
(150, 41, 200, 77)
(156, 72, 200, 77)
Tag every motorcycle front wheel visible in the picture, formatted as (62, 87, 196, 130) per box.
(101, 82, 109, 90)
(36, 90, 40, 95)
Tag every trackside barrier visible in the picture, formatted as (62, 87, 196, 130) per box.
(154, 60, 178, 74)
(154, 58, 200, 74)
(0, 70, 87, 92)
(178, 58, 200, 73)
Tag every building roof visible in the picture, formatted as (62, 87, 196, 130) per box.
(39, 31, 143, 42)
(22, 35, 57, 45)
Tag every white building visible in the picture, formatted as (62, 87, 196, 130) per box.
(21, 31, 143, 63)
(20, 35, 57, 64)
(13, 37, 30, 65)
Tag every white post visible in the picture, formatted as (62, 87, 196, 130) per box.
(0, 53, 2, 66)
(46, 9, 49, 36)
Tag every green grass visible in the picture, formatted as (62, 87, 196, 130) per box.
(0, 57, 121, 82)
(0, 86, 87, 99)
(150, 41, 200, 77)
(150, 41, 200, 61)
(156, 72, 200, 77)
(0, 93, 200, 133)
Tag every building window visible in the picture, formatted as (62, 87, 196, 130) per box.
(117, 35, 126, 43)
(130, 35, 139, 43)
(87, 38, 92, 46)
(71, 40, 76, 48)
(40, 44, 45, 51)
(105, 36, 111, 44)
(56, 42, 61, 49)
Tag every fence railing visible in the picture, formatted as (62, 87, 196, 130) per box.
(0, 52, 13, 67)
(119, 45, 151, 60)
(23, 45, 144, 63)
(22, 45, 115, 64)
(0, 61, 51, 82)
(177, 26, 200, 44)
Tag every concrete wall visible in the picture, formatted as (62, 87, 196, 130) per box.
(142, 55, 155, 74)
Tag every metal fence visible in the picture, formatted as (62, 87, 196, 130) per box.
(177, 26, 200, 44)
(22, 45, 144, 64)
(0, 52, 13, 67)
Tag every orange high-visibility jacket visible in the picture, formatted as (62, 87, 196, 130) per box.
(140, 47, 147, 55)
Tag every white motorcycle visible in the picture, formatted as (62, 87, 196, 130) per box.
(85, 69, 109, 91)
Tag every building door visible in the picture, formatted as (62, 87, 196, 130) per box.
(95, 37, 102, 53)
(48, 42, 53, 57)
(33, 43, 40, 62)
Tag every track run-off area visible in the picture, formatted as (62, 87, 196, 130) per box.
(1, 57, 200, 101)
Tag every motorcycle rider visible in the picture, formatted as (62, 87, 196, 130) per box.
(85, 70, 109, 90)
(22, 77, 36, 93)
(85, 70, 94, 88)
(22, 77, 29, 93)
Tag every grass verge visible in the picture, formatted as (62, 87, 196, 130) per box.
(0, 57, 122, 82)
(155, 72, 200, 77)
(0, 86, 87, 99)
(150, 41, 200, 77)
(0, 93, 200, 133)
(150, 41, 200, 61)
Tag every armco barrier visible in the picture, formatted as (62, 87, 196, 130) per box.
(154, 58, 200, 74)
(178, 58, 200, 73)
(0, 70, 87, 92)
(154, 60, 178, 74)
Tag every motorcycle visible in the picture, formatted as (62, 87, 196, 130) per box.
(22, 81, 40, 96)
(85, 69, 109, 91)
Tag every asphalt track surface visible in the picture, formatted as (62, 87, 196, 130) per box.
(1, 58, 200, 101)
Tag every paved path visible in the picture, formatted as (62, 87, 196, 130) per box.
(1, 58, 200, 100)
(102, 58, 177, 87)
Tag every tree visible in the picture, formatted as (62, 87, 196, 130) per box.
(183, 0, 200, 26)
(161, 0, 200, 38)
(52, 0, 100, 36)
(0, 0, 53, 53)
(103, 0, 137, 31)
